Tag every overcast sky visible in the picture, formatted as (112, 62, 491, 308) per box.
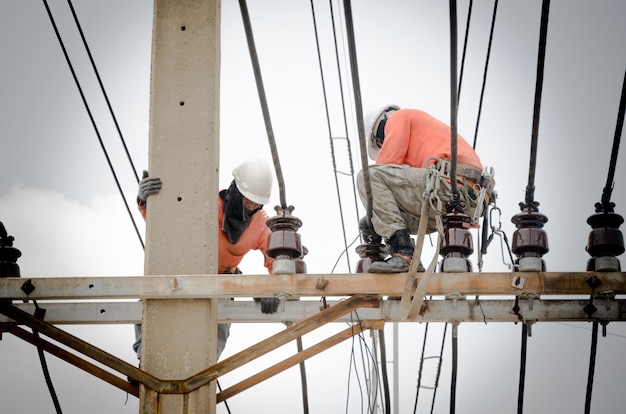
(1, 0, 626, 413)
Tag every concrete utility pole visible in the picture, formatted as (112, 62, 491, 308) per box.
(141, 1, 221, 413)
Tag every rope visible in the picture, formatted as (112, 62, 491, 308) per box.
(42, 0, 145, 250)
(309, 0, 352, 270)
(471, 0, 499, 151)
(600, 68, 626, 211)
(525, 0, 551, 207)
(238, 0, 288, 209)
(584, 321, 599, 414)
(517, 322, 528, 413)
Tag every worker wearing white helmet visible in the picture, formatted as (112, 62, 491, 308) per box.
(357, 106, 492, 273)
(133, 157, 277, 361)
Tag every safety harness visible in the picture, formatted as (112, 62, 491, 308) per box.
(399, 159, 496, 320)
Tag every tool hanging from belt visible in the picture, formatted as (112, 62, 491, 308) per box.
(427, 157, 496, 224)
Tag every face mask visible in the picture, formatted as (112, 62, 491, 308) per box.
(219, 180, 261, 243)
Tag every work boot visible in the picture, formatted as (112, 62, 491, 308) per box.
(368, 229, 425, 274)
(368, 253, 411, 273)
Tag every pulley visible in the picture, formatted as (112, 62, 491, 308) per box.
(439, 211, 474, 272)
(511, 203, 549, 272)
(0, 222, 21, 278)
(266, 205, 303, 274)
(586, 203, 624, 271)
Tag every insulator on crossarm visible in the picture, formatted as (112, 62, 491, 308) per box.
(266, 205, 303, 274)
(439, 211, 474, 272)
(511, 202, 549, 272)
(355, 241, 386, 273)
(586, 202, 624, 271)
(0, 222, 21, 278)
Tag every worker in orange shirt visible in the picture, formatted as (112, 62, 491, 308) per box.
(357, 106, 493, 273)
(133, 157, 277, 360)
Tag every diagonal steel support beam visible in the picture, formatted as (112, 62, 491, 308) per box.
(0, 295, 381, 398)
(2, 323, 140, 396)
(216, 319, 384, 402)
(0, 301, 164, 392)
(182, 294, 380, 392)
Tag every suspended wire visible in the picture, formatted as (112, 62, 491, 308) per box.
(216, 380, 232, 413)
(517, 322, 528, 414)
(31, 301, 63, 414)
(525, 0, 551, 207)
(66, 0, 141, 184)
(379, 329, 391, 414)
(457, 0, 473, 104)
(238, 0, 288, 209)
(296, 336, 310, 414)
(327, 0, 363, 235)
(430, 323, 448, 414)
(471, 0, 499, 150)
(448, 0, 460, 207)
(309, 0, 352, 271)
(449, 322, 459, 414)
(599, 68, 626, 211)
(42, 0, 145, 250)
(342, 0, 373, 224)
(412, 322, 430, 413)
(584, 321, 599, 414)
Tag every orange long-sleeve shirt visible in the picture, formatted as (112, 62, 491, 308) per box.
(139, 197, 273, 274)
(376, 109, 483, 169)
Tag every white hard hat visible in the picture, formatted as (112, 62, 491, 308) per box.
(364, 104, 400, 161)
(232, 158, 273, 205)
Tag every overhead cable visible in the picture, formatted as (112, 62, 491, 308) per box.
(67, 0, 141, 184)
(238, 0, 288, 208)
(457, 0, 473, 104)
(584, 321, 599, 414)
(600, 68, 626, 210)
(471, 0, 499, 150)
(309, 0, 352, 270)
(525, 0, 551, 207)
(517, 322, 528, 413)
(448, 0, 460, 207)
(42, 0, 145, 250)
(342, 0, 373, 224)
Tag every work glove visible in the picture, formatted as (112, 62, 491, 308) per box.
(259, 297, 280, 314)
(138, 170, 162, 201)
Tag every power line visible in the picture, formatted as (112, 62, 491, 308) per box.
(42, 0, 145, 250)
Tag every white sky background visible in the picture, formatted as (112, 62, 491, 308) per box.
(1, 0, 626, 413)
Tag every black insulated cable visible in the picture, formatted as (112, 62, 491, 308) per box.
(525, 0, 551, 207)
(309, 0, 352, 269)
(584, 321, 599, 414)
(342, 0, 373, 226)
(471, 0, 499, 151)
(42, 0, 145, 250)
(517, 322, 528, 414)
(66, 0, 141, 184)
(457, 0, 473, 104)
(448, 0, 460, 205)
(600, 68, 626, 210)
(239, 0, 288, 209)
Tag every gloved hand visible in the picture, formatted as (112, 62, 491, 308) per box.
(138, 170, 162, 201)
(259, 297, 280, 314)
